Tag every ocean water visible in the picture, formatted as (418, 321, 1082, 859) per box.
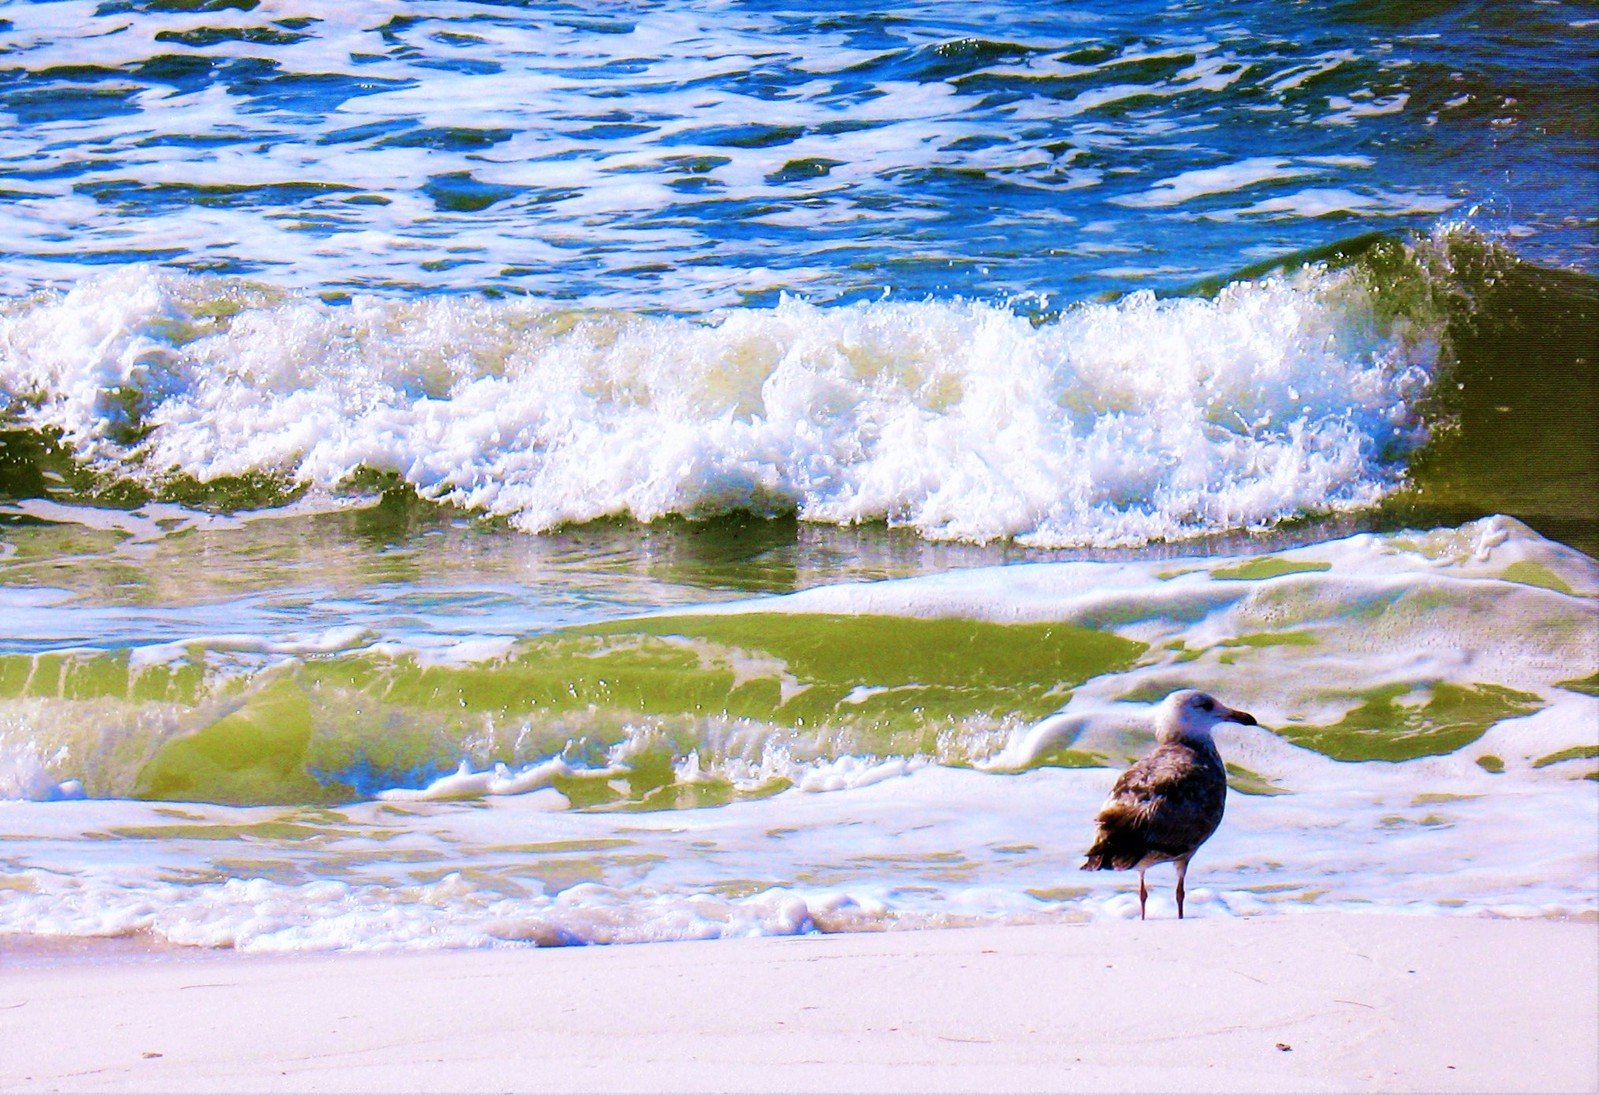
(1, 0, 1595, 952)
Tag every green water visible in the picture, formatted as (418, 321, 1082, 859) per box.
(1383, 249, 1599, 556)
(1, 614, 1146, 804)
(5, 537, 1592, 807)
(1273, 682, 1544, 763)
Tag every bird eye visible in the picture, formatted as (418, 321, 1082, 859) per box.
(1197, 697, 1214, 711)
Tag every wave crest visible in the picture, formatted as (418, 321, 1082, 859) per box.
(2, 259, 1442, 546)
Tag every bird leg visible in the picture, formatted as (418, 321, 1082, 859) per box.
(1175, 858, 1189, 919)
(1138, 868, 1147, 920)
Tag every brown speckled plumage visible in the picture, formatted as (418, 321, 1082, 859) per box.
(1081, 689, 1257, 919)
(1081, 738, 1227, 871)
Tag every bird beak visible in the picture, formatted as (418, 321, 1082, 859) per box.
(1224, 706, 1257, 727)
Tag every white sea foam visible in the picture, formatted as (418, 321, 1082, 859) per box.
(719, 515, 1599, 769)
(124, 626, 378, 670)
(1266, 51, 1358, 93)
(1223, 188, 1460, 221)
(370, 748, 925, 807)
(1111, 157, 1320, 208)
(0, 737, 83, 802)
(718, 514, 1599, 622)
(376, 758, 574, 803)
(0, 263, 1442, 547)
(1325, 93, 1411, 125)
(0, 759, 1591, 952)
(0, 494, 378, 542)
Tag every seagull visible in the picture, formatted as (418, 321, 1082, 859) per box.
(1081, 689, 1257, 920)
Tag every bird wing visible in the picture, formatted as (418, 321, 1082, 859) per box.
(1081, 743, 1226, 870)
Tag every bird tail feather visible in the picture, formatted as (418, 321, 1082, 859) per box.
(1081, 834, 1143, 872)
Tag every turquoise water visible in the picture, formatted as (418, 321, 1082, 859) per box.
(0, 1, 1595, 950)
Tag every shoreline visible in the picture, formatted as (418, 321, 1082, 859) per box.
(3, 913, 1594, 1093)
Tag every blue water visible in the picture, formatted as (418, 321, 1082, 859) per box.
(1, 0, 1594, 307)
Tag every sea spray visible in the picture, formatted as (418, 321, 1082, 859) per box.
(2, 259, 1443, 546)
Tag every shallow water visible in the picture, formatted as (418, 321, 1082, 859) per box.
(2, 515, 1594, 947)
(1, 1, 1595, 952)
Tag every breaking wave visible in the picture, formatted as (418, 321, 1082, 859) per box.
(1, 235, 1457, 548)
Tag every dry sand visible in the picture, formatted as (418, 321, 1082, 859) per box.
(2, 913, 1595, 1093)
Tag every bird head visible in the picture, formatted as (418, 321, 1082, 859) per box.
(1155, 689, 1257, 745)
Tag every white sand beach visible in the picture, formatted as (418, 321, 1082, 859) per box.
(3, 913, 1594, 1094)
